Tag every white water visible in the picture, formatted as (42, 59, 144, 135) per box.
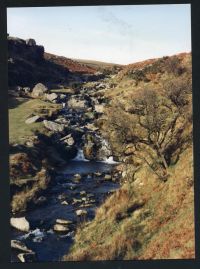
(18, 228, 45, 242)
(72, 149, 89, 162)
(101, 156, 119, 164)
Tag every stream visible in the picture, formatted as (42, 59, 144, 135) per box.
(11, 157, 119, 262)
(11, 79, 120, 262)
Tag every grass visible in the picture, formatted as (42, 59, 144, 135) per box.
(9, 97, 61, 144)
(72, 58, 122, 70)
(64, 147, 194, 260)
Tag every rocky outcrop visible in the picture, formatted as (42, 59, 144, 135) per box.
(8, 36, 69, 88)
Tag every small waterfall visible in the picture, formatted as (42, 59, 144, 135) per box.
(73, 149, 89, 162)
(102, 156, 119, 164)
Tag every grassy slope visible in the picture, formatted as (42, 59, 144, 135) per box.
(72, 58, 123, 71)
(65, 147, 194, 260)
(64, 53, 194, 260)
(9, 98, 61, 144)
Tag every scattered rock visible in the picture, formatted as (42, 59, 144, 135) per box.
(18, 252, 36, 263)
(43, 120, 65, 132)
(25, 115, 41, 124)
(10, 217, 30, 232)
(11, 240, 33, 253)
(31, 83, 48, 98)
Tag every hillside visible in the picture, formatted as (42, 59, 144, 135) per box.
(72, 58, 123, 74)
(64, 52, 194, 260)
(8, 36, 108, 89)
(44, 53, 97, 74)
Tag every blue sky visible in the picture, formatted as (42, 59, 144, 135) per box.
(7, 4, 191, 64)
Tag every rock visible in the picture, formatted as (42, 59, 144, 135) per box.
(94, 104, 104, 113)
(56, 219, 73, 225)
(72, 198, 82, 205)
(10, 217, 30, 232)
(18, 252, 36, 263)
(80, 191, 87, 196)
(85, 123, 99, 131)
(34, 196, 47, 205)
(23, 87, 31, 94)
(44, 93, 58, 102)
(94, 172, 102, 177)
(73, 174, 81, 181)
(61, 201, 69, 205)
(53, 224, 70, 233)
(25, 115, 41, 124)
(31, 83, 48, 98)
(87, 193, 95, 198)
(67, 97, 87, 110)
(26, 38, 36, 46)
(76, 209, 87, 216)
(43, 120, 65, 132)
(11, 240, 33, 253)
(60, 94, 67, 100)
(104, 174, 112, 180)
(64, 136, 74, 146)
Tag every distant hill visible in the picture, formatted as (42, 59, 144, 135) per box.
(72, 58, 123, 74)
(44, 53, 97, 74)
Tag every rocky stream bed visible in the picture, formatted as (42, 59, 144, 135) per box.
(11, 77, 121, 262)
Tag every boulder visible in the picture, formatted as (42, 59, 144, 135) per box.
(44, 93, 58, 102)
(61, 201, 69, 205)
(10, 217, 30, 232)
(26, 38, 36, 46)
(11, 240, 33, 253)
(43, 120, 65, 132)
(85, 123, 99, 131)
(104, 174, 112, 181)
(73, 174, 82, 181)
(25, 115, 40, 124)
(76, 209, 87, 217)
(23, 87, 31, 94)
(67, 97, 87, 110)
(80, 191, 87, 196)
(18, 253, 36, 263)
(56, 219, 73, 225)
(53, 224, 70, 233)
(31, 83, 48, 98)
(94, 104, 104, 113)
(64, 136, 75, 146)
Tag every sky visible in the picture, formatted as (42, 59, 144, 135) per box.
(7, 4, 191, 64)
